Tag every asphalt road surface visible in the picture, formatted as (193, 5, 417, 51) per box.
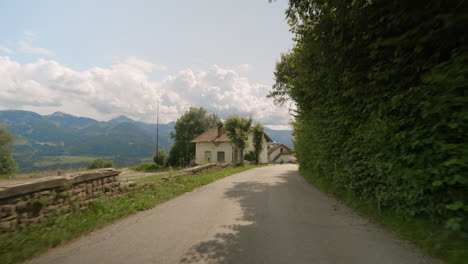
(27, 164, 441, 264)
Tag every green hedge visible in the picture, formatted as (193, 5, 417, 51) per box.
(271, 0, 468, 232)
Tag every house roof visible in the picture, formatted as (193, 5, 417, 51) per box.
(191, 127, 273, 143)
(268, 143, 293, 155)
(190, 128, 230, 143)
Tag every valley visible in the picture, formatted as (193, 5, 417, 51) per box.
(0, 110, 292, 172)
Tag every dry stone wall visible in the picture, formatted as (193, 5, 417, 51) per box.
(0, 168, 124, 231)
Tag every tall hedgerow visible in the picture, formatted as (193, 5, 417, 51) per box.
(270, 0, 468, 232)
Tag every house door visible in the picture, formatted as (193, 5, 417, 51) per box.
(217, 151, 225, 162)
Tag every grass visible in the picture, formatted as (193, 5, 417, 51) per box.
(132, 170, 181, 183)
(300, 167, 468, 264)
(0, 164, 260, 264)
(130, 162, 168, 173)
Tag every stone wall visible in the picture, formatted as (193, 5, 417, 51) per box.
(0, 168, 123, 231)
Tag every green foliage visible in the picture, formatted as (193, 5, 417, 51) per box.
(168, 108, 220, 166)
(252, 124, 265, 164)
(132, 162, 165, 173)
(87, 159, 114, 169)
(271, 0, 468, 235)
(0, 126, 17, 176)
(224, 115, 253, 165)
(153, 149, 168, 167)
(244, 151, 256, 162)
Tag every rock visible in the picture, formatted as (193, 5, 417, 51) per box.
(0, 204, 15, 217)
(16, 201, 29, 211)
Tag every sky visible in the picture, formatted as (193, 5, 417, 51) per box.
(0, 0, 294, 129)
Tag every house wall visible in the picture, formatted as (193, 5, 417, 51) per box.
(278, 154, 293, 163)
(195, 142, 233, 164)
(269, 146, 292, 163)
(269, 148, 282, 162)
(194, 133, 269, 164)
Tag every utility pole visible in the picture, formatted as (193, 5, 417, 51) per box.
(156, 99, 159, 158)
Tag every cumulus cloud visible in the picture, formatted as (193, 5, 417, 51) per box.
(0, 56, 290, 126)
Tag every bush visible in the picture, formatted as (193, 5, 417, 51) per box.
(153, 149, 168, 167)
(132, 162, 165, 172)
(0, 127, 17, 177)
(244, 151, 255, 162)
(87, 159, 114, 170)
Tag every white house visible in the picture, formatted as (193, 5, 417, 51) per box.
(191, 124, 272, 164)
(268, 143, 295, 163)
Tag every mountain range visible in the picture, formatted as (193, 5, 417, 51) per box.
(0, 110, 292, 172)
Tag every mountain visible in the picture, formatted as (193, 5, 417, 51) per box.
(46, 112, 98, 129)
(0, 110, 292, 172)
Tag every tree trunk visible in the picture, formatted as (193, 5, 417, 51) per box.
(239, 147, 244, 166)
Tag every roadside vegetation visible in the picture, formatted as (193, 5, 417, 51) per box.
(0, 126, 17, 179)
(301, 168, 468, 264)
(269, 1, 467, 263)
(87, 159, 114, 169)
(0, 165, 260, 264)
(131, 162, 168, 173)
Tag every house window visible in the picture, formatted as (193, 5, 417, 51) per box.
(217, 151, 225, 162)
(205, 151, 212, 162)
(280, 148, 283, 154)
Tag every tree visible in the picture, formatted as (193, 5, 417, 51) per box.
(153, 149, 167, 166)
(168, 108, 220, 166)
(224, 115, 252, 166)
(252, 123, 264, 164)
(0, 126, 17, 176)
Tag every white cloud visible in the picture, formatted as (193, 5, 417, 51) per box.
(0, 56, 290, 127)
(19, 41, 55, 56)
(0, 45, 13, 54)
(236, 64, 252, 72)
(17, 31, 55, 56)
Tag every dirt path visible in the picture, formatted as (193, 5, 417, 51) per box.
(26, 164, 441, 264)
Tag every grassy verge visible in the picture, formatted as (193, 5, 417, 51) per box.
(132, 170, 182, 183)
(130, 162, 169, 173)
(0, 165, 260, 264)
(300, 167, 468, 264)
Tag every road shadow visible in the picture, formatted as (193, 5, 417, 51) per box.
(180, 166, 298, 264)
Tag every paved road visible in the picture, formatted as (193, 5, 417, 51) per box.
(27, 164, 441, 264)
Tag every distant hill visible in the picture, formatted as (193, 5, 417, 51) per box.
(0, 110, 292, 172)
